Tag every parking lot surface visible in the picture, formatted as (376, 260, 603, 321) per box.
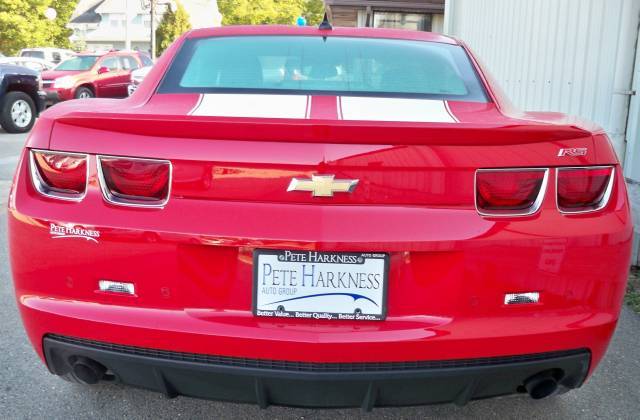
(0, 128, 639, 419)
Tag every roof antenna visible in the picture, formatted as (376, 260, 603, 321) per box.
(318, 12, 332, 31)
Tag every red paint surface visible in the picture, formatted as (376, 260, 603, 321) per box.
(9, 27, 631, 380)
(309, 96, 339, 120)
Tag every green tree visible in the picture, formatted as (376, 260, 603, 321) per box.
(156, 0, 192, 57)
(0, 0, 48, 55)
(218, 0, 325, 26)
(48, 0, 78, 49)
(0, 0, 77, 56)
(302, 0, 324, 25)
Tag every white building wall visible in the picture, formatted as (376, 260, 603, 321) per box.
(444, 0, 640, 160)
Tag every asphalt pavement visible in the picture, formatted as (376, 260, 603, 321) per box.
(0, 127, 639, 419)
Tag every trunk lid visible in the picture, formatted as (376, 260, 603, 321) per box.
(48, 94, 613, 207)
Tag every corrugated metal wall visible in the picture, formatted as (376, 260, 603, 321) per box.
(445, 0, 640, 159)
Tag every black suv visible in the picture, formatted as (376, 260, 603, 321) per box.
(0, 64, 45, 133)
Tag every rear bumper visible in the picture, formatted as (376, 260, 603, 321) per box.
(44, 335, 590, 409)
(8, 149, 632, 402)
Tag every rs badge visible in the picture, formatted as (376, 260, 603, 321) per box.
(558, 148, 587, 157)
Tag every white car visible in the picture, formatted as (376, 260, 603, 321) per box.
(127, 65, 152, 96)
(20, 48, 74, 65)
(0, 57, 55, 74)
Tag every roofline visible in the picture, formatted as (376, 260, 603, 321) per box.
(186, 25, 459, 45)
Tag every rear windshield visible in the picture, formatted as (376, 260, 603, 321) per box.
(159, 36, 488, 101)
(55, 56, 98, 71)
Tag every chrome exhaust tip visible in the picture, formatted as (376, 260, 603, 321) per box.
(71, 356, 107, 385)
(523, 370, 560, 399)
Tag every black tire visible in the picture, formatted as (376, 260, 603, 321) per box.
(0, 91, 36, 133)
(74, 86, 95, 99)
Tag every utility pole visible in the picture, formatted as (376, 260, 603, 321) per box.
(150, 0, 156, 59)
(124, 0, 131, 50)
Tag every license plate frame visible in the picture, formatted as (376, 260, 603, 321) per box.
(253, 249, 389, 321)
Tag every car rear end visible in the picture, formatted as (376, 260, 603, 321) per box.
(9, 27, 632, 409)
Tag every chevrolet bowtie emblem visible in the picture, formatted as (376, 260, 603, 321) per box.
(287, 175, 359, 197)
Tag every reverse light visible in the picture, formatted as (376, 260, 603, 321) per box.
(504, 292, 540, 305)
(475, 169, 548, 216)
(97, 155, 171, 207)
(556, 166, 614, 214)
(98, 280, 135, 295)
(30, 150, 88, 200)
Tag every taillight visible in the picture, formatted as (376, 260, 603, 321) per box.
(475, 168, 548, 216)
(556, 166, 614, 213)
(30, 150, 88, 200)
(97, 156, 171, 207)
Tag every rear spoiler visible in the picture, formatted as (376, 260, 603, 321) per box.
(55, 113, 594, 146)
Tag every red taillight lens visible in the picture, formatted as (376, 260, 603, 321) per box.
(98, 156, 171, 206)
(476, 169, 547, 216)
(557, 166, 614, 213)
(30, 150, 87, 199)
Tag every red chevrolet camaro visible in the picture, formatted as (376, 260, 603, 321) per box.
(9, 24, 632, 409)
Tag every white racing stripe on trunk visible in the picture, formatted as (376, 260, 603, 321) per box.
(340, 97, 457, 123)
(187, 94, 204, 116)
(444, 100, 459, 123)
(305, 95, 311, 118)
(190, 93, 309, 119)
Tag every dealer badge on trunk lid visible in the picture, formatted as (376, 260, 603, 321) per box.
(254, 250, 388, 321)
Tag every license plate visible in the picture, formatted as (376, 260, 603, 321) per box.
(253, 250, 388, 321)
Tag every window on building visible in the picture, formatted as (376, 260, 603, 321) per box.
(356, 10, 369, 27)
(357, 10, 433, 32)
(109, 13, 125, 27)
(374, 12, 432, 31)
